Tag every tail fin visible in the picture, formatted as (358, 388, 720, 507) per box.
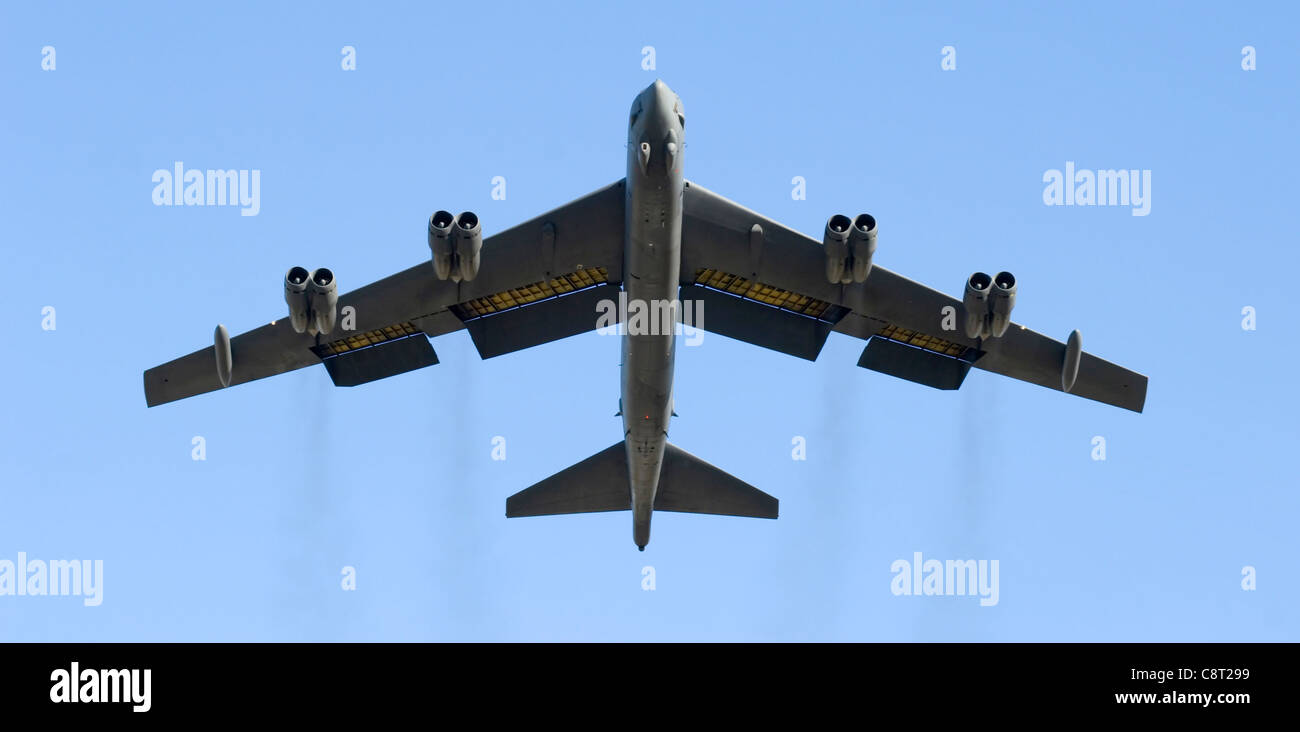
(505, 440, 778, 520)
(506, 442, 629, 517)
(656, 443, 778, 519)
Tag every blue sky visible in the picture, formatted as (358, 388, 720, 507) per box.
(1, 1, 1296, 641)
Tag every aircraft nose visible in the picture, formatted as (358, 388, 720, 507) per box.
(642, 79, 675, 110)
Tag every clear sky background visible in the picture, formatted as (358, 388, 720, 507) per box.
(1, 1, 1296, 641)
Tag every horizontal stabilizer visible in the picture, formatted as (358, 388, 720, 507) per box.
(858, 336, 973, 391)
(507, 441, 777, 521)
(506, 442, 630, 517)
(655, 443, 778, 519)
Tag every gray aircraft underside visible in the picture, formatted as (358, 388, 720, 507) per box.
(143, 80, 1147, 550)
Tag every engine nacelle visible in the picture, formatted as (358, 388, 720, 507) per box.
(962, 271, 992, 339)
(284, 266, 312, 334)
(428, 210, 455, 280)
(988, 271, 1016, 337)
(453, 211, 482, 282)
(823, 214, 852, 284)
(308, 268, 338, 335)
(848, 214, 877, 283)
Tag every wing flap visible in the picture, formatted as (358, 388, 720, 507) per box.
(679, 283, 838, 361)
(857, 336, 973, 390)
(318, 332, 438, 387)
(459, 277, 615, 360)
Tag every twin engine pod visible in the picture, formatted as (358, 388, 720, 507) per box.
(823, 214, 877, 284)
(962, 271, 1017, 339)
(283, 266, 338, 336)
(428, 210, 482, 282)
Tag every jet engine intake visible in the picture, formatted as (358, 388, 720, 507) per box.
(962, 271, 1016, 339)
(963, 271, 992, 339)
(428, 210, 455, 280)
(988, 271, 1016, 337)
(848, 213, 877, 283)
(823, 214, 852, 284)
(284, 266, 312, 334)
(453, 211, 482, 282)
(308, 268, 338, 335)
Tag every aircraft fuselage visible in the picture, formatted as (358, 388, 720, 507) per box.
(622, 80, 685, 550)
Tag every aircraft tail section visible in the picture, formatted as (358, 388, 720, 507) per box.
(506, 442, 630, 517)
(656, 443, 779, 519)
(505, 440, 777, 521)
